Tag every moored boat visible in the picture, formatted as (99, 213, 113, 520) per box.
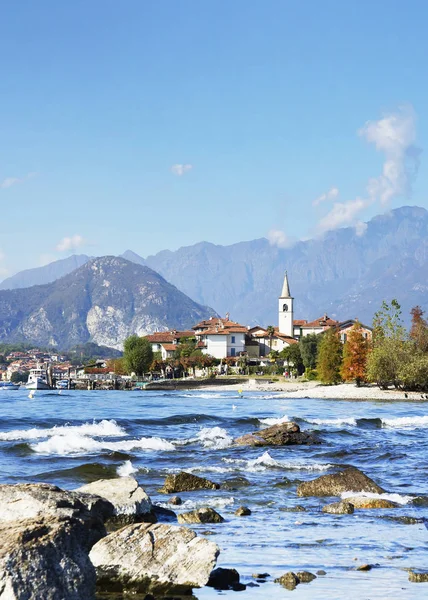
(0, 381, 20, 390)
(25, 369, 51, 390)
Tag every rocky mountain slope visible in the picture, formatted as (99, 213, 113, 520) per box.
(0, 257, 216, 349)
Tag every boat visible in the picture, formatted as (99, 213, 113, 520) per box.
(0, 381, 20, 390)
(56, 379, 75, 390)
(25, 368, 51, 390)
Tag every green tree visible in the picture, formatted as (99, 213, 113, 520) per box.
(409, 306, 428, 352)
(123, 335, 153, 376)
(266, 325, 275, 353)
(300, 333, 320, 369)
(367, 300, 406, 389)
(316, 328, 342, 384)
(10, 371, 29, 383)
(280, 344, 304, 376)
(340, 322, 369, 386)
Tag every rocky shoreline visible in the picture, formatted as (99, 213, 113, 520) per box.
(1, 420, 427, 598)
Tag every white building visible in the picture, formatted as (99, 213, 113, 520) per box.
(193, 317, 247, 359)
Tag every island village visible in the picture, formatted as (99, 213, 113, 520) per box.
(0, 273, 372, 390)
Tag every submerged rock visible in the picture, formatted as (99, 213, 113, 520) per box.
(279, 505, 307, 512)
(89, 522, 219, 595)
(297, 467, 385, 497)
(221, 476, 251, 490)
(76, 477, 154, 527)
(356, 564, 372, 571)
(296, 570, 317, 582)
(409, 570, 428, 582)
(0, 516, 96, 600)
(322, 500, 355, 514)
(344, 496, 398, 509)
(159, 472, 219, 494)
(177, 507, 224, 524)
(169, 495, 183, 505)
(234, 422, 319, 447)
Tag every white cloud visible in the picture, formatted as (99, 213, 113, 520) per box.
(0, 172, 37, 189)
(171, 164, 193, 176)
(316, 198, 368, 235)
(315, 106, 420, 235)
(313, 186, 339, 206)
(56, 234, 87, 252)
(359, 105, 420, 205)
(267, 229, 296, 249)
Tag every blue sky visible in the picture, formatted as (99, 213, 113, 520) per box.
(1, 0, 428, 278)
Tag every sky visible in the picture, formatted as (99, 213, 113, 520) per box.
(1, 0, 428, 279)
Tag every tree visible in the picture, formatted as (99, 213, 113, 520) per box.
(123, 335, 153, 376)
(409, 306, 428, 352)
(367, 300, 406, 389)
(280, 344, 304, 376)
(266, 325, 275, 353)
(300, 333, 320, 369)
(106, 358, 127, 376)
(316, 328, 342, 384)
(10, 371, 28, 383)
(340, 322, 369, 386)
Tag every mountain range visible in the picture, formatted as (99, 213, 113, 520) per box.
(0, 257, 215, 349)
(1, 206, 427, 338)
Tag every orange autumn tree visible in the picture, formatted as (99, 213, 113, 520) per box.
(340, 321, 369, 387)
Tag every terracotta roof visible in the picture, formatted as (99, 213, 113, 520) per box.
(301, 314, 339, 328)
(161, 344, 177, 351)
(248, 326, 267, 333)
(146, 330, 195, 343)
(293, 319, 308, 326)
(199, 325, 247, 336)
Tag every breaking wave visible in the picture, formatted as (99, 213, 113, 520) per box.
(31, 434, 175, 456)
(0, 420, 126, 441)
(341, 491, 414, 505)
(117, 460, 138, 477)
(380, 416, 428, 429)
(223, 451, 333, 473)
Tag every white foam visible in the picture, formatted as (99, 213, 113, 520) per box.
(341, 491, 413, 505)
(196, 427, 233, 449)
(381, 416, 428, 429)
(222, 451, 333, 473)
(259, 414, 291, 426)
(117, 460, 138, 477)
(31, 434, 175, 456)
(306, 417, 357, 427)
(0, 419, 126, 441)
(158, 497, 235, 511)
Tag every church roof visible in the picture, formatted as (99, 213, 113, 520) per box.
(301, 314, 339, 328)
(280, 271, 291, 298)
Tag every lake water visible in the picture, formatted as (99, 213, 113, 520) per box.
(0, 388, 427, 599)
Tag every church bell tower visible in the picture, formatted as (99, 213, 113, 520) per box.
(278, 271, 294, 337)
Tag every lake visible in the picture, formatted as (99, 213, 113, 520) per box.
(0, 388, 427, 599)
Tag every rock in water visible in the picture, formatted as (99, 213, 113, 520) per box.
(207, 567, 242, 590)
(0, 516, 96, 600)
(322, 501, 355, 514)
(0, 483, 112, 547)
(235, 506, 251, 516)
(89, 522, 219, 595)
(408, 570, 428, 582)
(234, 422, 319, 446)
(159, 472, 219, 494)
(275, 572, 300, 590)
(297, 468, 385, 497)
(344, 496, 398, 509)
(76, 477, 154, 526)
(177, 507, 224, 524)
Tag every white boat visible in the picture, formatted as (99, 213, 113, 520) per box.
(0, 381, 20, 390)
(25, 369, 51, 390)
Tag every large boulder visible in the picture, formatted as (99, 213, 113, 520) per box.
(177, 507, 224, 524)
(76, 477, 154, 526)
(297, 468, 385, 497)
(159, 472, 219, 494)
(234, 422, 319, 446)
(89, 522, 219, 595)
(0, 516, 96, 600)
(0, 483, 112, 546)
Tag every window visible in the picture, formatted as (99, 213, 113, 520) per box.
(231, 348, 236, 357)
(231, 336, 235, 343)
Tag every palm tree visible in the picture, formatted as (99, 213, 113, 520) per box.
(266, 325, 275, 353)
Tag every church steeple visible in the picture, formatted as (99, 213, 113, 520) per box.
(280, 271, 291, 298)
(278, 271, 294, 337)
